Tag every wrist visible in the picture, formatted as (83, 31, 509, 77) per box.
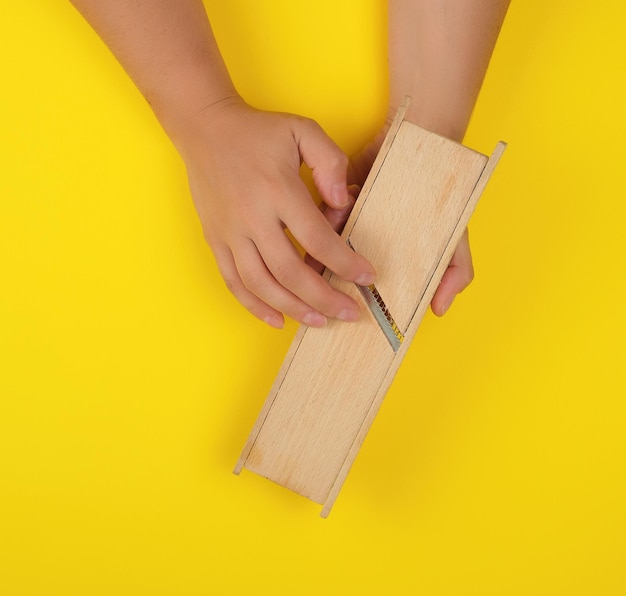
(387, 94, 470, 142)
(163, 94, 253, 169)
(150, 72, 241, 143)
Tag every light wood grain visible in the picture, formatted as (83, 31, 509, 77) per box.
(235, 110, 505, 517)
(348, 123, 487, 330)
(321, 139, 506, 517)
(245, 280, 395, 504)
(232, 100, 411, 479)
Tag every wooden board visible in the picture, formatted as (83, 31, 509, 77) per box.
(235, 104, 506, 517)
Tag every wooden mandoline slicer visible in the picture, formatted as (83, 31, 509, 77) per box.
(234, 100, 506, 517)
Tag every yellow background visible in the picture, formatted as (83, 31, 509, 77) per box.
(2, 1, 625, 594)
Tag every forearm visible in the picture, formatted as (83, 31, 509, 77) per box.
(69, 0, 375, 327)
(388, 0, 510, 141)
(69, 0, 238, 138)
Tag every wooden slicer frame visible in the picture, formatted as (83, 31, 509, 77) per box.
(234, 100, 506, 517)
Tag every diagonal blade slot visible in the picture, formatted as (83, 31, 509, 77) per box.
(345, 239, 404, 351)
(355, 283, 404, 352)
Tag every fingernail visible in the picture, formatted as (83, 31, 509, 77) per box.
(303, 312, 327, 327)
(355, 272, 376, 286)
(264, 315, 284, 329)
(332, 184, 350, 208)
(440, 296, 454, 316)
(337, 308, 360, 322)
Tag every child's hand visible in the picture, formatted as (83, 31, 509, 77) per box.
(175, 98, 376, 329)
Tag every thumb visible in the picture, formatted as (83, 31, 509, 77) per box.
(293, 117, 351, 209)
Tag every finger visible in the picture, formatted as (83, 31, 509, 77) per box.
(254, 223, 363, 322)
(348, 140, 381, 187)
(303, 202, 352, 274)
(210, 241, 286, 329)
(293, 116, 352, 209)
(321, 202, 354, 234)
(431, 229, 475, 317)
(232, 237, 334, 327)
(304, 185, 358, 274)
(281, 178, 376, 285)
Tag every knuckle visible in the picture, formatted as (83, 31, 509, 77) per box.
(238, 266, 266, 293)
(302, 223, 333, 256)
(221, 273, 241, 297)
(298, 115, 320, 131)
(330, 151, 349, 171)
(272, 258, 301, 287)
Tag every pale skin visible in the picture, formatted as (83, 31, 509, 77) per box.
(69, 0, 510, 329)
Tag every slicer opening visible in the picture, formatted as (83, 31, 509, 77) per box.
(345, 238, 404, 351)
(356, 283, 404, 352)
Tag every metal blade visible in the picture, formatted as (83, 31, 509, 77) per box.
(356, 283, 404, 352)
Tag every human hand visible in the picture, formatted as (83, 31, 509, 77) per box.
(174, 98, 377, 329)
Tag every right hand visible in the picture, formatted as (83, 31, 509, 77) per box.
(174, 98, 377, 329)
